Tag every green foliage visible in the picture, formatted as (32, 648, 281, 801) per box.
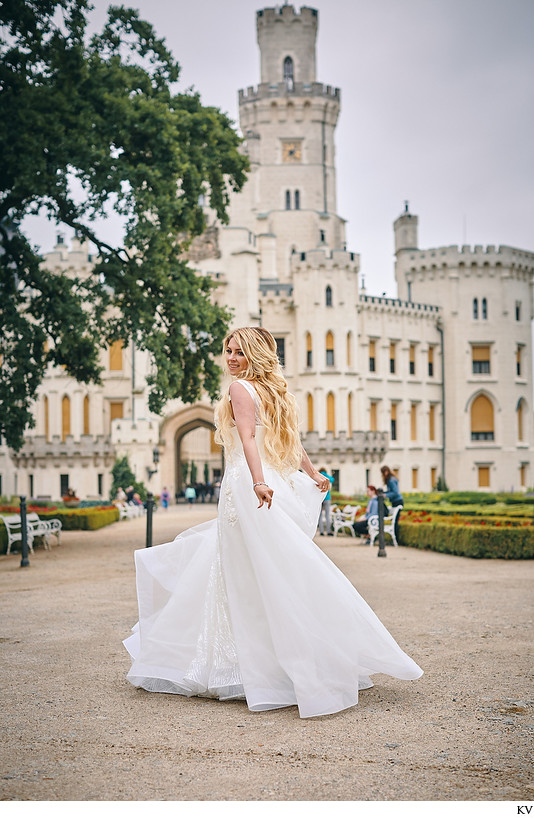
(0, 0, 248, 450)
(399, 520, 534, 560)
(110, 456, 146, 501)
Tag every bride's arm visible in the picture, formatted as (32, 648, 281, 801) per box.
(300, 448, 331, 492)
(229, 381, 273, 509)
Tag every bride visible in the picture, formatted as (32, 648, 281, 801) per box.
(124, 327, 423, 718)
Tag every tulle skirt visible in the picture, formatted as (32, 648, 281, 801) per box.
(124, 430, 422, 718)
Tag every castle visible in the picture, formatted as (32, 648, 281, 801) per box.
(2, 4, 533, 500)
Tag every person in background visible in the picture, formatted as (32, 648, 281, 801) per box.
(115, 487, 126, 503)
(352, 485, 379, 541)
(317, 467, 334, 536)
(184, 485, 196, 505)
(381, 465, 403, 541)
(160, 487, 170, 510)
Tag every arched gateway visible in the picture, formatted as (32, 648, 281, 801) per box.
(159, 404, 223, 499)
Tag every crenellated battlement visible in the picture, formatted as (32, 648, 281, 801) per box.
(359, 293, 441, 316)
(400, 244, 534, 273)
(257, 6, 318, 25)
(290, 247, 360, 274)
(239, 81, 339, 104)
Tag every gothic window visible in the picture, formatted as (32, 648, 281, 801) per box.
(326, 392, 335, 433)
(83, 395, 90, 435)
(389, 342, 396, 374)
(473, 298, 479, 319)
(515, 301, 521, 321)
(61, 395, 71, 441)
(410, 403, 417, 441)
(412, 468, 418, 490)
(429, 404, 436, 442)
(517, 345, 523, 377)
(325, 331, 334, 366)
(428, 346, 434, 377)
(346, 331, 352, 367)
(347, 393, 353, 436)
(471, 394, 494, 441)
(307, 393, 314, 432)
(283, 56, 294, 90)
(409, 344, 416, 375)
(482, 298, 488, 319)
(370, 401, 377, 432)
(275, 337, 285, 367)
(306, 332, 313, 367)
(369, 340, 376, 372)
(285, 190, 291, 210)
(294, 189, 300, 210)
(44, 395, 50, 441)
(390, 403, 397, 441)
(325, 285, 332, 307)
(517, 399, 525, 441)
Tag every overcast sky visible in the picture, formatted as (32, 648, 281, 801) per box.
(26, 0, 534, 296)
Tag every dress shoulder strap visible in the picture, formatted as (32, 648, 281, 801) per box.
(229, 379, 258, 403)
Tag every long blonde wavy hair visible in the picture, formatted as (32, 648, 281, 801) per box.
(214, 327, 302, 473)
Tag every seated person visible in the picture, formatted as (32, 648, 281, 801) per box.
(353, 485, 388, 537)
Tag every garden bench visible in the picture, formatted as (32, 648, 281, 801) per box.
(332, 504, 361, 537)
(27, 512, 62, 547)
(1, 515, 35, 555)
(368, 505, 403, 548)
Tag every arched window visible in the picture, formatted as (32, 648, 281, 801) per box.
(517, 399, 525, 441)
(285, 190, 291, 210)
(326, 331, 334, 366)
(61, 395, 71, 442)
(283, 56, 294, 89)
(294, 189, 300, 210)
(346, 331, 352, 367)
(325, 285, 332, 307)
(482, 298, 488, 319)
(326, 392, 335, 433)
(44, 395, 49, 441)
(307, 393, 314, 432)
(83, 395, 90, 435)
(473, 298, 479, 319)
(347, 393, 353, 437)
(306, 332, 313, 367)
(471, 394, 494, 441)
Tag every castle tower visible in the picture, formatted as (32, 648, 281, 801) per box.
(234, 5, 346, 279)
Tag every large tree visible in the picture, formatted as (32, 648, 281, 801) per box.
(0, 0, 248, 450)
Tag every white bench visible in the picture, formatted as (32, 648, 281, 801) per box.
(367, 505, 403, 548)
(1, 515, 35, 555)
(332, 504, 361, 537)
(27, 512, 62, 547)
(1, 512, 62, 554)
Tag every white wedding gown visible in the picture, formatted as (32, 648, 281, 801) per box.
(124, 380, 423, 718)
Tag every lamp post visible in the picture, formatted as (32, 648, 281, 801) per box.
(146, 445, 160, 481)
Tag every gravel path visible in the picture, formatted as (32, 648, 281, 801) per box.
(0, 505, 532, 801)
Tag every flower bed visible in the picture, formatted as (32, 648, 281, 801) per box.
(398, 519, 534, 559)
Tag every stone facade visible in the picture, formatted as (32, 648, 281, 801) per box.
(1, 4, 533, 500)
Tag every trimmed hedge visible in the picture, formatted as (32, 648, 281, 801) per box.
(0, 507, 120, 554)
(398, 520, 534, 560)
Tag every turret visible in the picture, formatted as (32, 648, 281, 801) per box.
(394, 202, 419, 254)
(257, 5, 318, 85)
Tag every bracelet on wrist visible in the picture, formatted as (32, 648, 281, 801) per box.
(253, 482, 268, 489)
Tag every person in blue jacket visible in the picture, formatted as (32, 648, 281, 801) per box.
(352, 485, 379, 539)
(317, 467, 334, 536)
(381, 465, 403, 541)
